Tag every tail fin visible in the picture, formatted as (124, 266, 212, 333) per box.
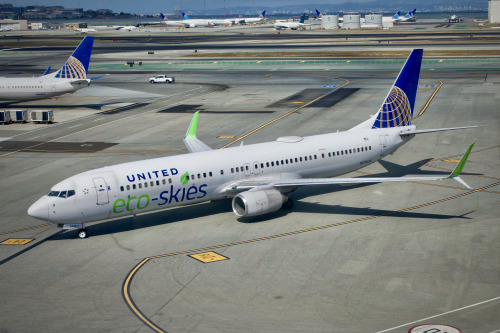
(371, 49, 423, 129)
(182, 11, 190, 20)
(393, 10, 401, 19)
(315, 9, 323, 18)
(299, 13, 306, 24)
(54, 36, 93, 79)
(404, 11, 411, 19)
(260, 11, 266, 18)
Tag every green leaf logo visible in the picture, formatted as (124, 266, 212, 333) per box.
(180, 171, 189, 185)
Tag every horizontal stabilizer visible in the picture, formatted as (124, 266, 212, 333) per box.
(89, 74, 109, 81)
(399, 125, 478, 136)
(183, 111, 212, 153)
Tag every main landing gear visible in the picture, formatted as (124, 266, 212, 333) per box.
(77, 228, 88, 239)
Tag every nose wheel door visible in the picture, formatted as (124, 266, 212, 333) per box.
(92, 177, 109, 205)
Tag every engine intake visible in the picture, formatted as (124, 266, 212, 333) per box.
(232, 188, 287, 217)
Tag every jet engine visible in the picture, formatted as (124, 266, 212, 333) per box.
(232, 188, 288, 217)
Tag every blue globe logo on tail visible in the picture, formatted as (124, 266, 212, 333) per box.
(54, 36, 94, 80)
(372, 86, 412, 128)
(371, 49, 423, 129)
(55, 56, 87, 79)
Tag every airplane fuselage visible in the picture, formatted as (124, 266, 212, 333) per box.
(0, 77, 90, 100)
(28, 126, 413, 224)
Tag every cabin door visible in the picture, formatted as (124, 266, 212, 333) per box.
(92, 177, 109, 205)
(379, 135, 388, 156)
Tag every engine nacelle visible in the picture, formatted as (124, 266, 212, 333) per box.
(232, 188, 287, 217)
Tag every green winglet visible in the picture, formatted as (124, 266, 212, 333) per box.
(185, 111, 200, 140)
(448, 143, 475, 178)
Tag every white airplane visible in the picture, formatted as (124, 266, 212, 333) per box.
(398, 9, 417, 22)
(238, 11, 266, 24)
(274, 13, 309, 30)
(73, 27, 97, 33)
(383, 10, 402, 23)
(114, 25, 139, 31)
(0, 36, 96, 101)
(28, 49, 477, 238)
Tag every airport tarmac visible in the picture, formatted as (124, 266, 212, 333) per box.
(0, 32, 499, 333)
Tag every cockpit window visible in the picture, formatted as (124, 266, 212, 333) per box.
(48, 190, 75, 198)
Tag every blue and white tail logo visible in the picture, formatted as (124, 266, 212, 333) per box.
(371, 49, 423, 129)
(372, 86, 412, 128)
(55, 36, 93, 79)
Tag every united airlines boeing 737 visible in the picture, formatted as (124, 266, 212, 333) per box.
(27, 49, 476, 238)
(0, 36, 94, 101)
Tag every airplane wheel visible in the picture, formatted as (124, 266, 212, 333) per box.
(78, 229, 87, 239)
(282, 199, 294, 210)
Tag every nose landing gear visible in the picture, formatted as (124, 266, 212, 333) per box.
(59, 223, 88, 239)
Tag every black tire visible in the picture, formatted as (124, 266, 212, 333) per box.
(78, 229, 87, 239)
(150, 80, 155, 84)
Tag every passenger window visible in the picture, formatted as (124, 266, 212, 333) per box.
(285, 159, 288, 164)
(197, 174, 200, 179)
(245, 166, 249, 171)
(271, 162, 274, 167)
(231, 168, 234, 173)
(341, 151, 344, 155)
(281, 160, 284, 164)
(162, 179, 166, 185)
(59, 191, 67, 198)
(313, 155, 316, 160)
(127, 185, 131, 191)
(150, 181, 154, 186)
(236, 167, 239, 172)
(221, 170, 224, 175)
(169, 178, 172, 183)
(120, 186, 124, 192)
(203, 173, 207, 178)
(357, 148, 360, 152)
(305, 156, 308, 161)
(139, 183, 143, 188)
(144, 183, 148, 188)
(299, 157, 302, 162)
(349, 149, 352, 154)
(156, 180, 160, 186)
(67, 190, 75, 198)
(322, 154, 325, 158)
(295, 158, 298, 162)
(266, 162, 269, 167)
(361, 147, 364, 152)
(132, 184, 136, 190)
(209, 172, 213, 177)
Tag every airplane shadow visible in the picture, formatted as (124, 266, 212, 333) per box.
(51, 158, 478, 239)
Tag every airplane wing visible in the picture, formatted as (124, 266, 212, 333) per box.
(183, 111, 212, 153)
(225, 143, 475, 192)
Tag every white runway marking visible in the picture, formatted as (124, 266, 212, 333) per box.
(376, 296, 500, 333)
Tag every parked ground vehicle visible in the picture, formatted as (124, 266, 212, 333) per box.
(149, 75, 175, 83)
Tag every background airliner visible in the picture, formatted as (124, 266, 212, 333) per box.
(0, 36, 95, 101)
(274, 14, 308, 30)
(27, 49, 476, 238)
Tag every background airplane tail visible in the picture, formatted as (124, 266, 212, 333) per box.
(393, 10, 401, 19)
(299, 13, 306, 24)
(54, 36, 94, 79)
(371, 49, 423, 129)
(260, 11, 266, 18)
(182, 11, 190, 20)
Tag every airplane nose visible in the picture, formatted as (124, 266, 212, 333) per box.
(28, 197, 49, 221)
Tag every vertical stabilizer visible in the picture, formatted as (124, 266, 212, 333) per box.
(371, 49, 423, 129)
(54, 36, 94, 79)
(299, 13, 306, 24)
